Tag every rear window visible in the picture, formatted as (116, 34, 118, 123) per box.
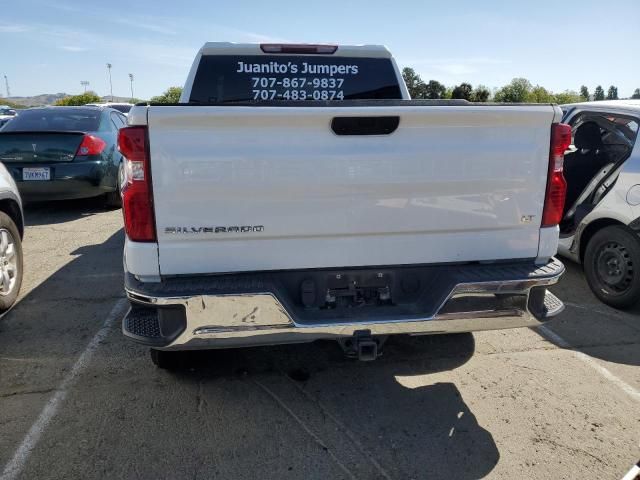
(2, 109, 101, 132)
(188, 55, 403, 103)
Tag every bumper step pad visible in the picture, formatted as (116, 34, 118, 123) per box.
(125, 311, 161, 339)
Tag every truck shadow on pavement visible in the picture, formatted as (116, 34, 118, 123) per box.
(544, 261, 640, 366)
(0, 220, 500, 479)
(162, 334, 500, 479)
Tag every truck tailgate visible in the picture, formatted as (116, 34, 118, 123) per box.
(147, 104, 557, 275)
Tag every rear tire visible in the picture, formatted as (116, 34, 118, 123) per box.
(105, 191, 121, 208)
(150, 348, 182, 369)
(583, 225, 640, 309)
(0, 212, 23, 312)
(105, 163, 123, 208)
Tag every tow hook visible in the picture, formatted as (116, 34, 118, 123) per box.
(338, 330, 387, 361)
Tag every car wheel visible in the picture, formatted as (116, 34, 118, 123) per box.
(584, 225, 640, 309)
(0, 212, 23, 312)
(150, 348, 183, 369)
(105, 162, 124, 208)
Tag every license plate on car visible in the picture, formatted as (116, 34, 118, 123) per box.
(23, 167, 50, 181)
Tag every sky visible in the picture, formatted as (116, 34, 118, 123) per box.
(1, 0, 639, 100)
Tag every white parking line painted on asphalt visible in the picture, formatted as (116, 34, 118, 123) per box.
(564, 301, 621, 318)
(565, 301, 640, 326)
(538, 325, 640, 402)
(621, 462, 639, 480)
(282, 373, 393, 480)
(253, 379, 358, 480)
(0, 298, 128, 480)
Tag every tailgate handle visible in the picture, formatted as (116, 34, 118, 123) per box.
(331, 116, 399, 136)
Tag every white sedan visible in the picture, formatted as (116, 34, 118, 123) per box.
(0, 106, 17, 129)
(0, 161, 23, 311)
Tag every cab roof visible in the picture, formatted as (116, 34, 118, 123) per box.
(85, 102, 134, 107)
(198, 42, 392, 58)
(563, 99, 640, 112)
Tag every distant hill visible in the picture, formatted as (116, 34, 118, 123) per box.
(4, 94, 135, 107)
(5, 93, 67, 107)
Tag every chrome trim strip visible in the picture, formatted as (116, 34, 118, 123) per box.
(191, 308, 529, 336)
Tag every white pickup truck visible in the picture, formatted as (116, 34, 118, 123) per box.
(119, 42, 569, 367)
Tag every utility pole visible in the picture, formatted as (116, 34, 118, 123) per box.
(106, 63, 113, 102)
(128, 73, 134, 102)
(3, 75, 10, 98)
(80, 80, 90, 93)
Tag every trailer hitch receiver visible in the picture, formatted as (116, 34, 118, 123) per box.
(339, 330, 386, 361)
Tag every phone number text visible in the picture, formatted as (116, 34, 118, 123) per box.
(253, 89, 345, 100)
(252, 77, 345, 89)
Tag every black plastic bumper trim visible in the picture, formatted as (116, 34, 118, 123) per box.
(122, 303, 187, 347)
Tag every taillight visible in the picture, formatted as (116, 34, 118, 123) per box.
(260, 44, 338, 54)
(542, 123, 572, 227)
(76, 135, 106, 156)
(117, 126, 156, 242)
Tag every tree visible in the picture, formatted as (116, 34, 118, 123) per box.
(606, 85, 618, 100)
(493, 78, 532, 103)
(632, 88, 640, 99)
(55, 91, 101, 106)
(424, 80, 446, 99)
(594, 85, 605, 101)
(580, 85, 589, 101)
(529, 85, 554, 103)
(150, 87, 183, 103)
(553, 91, 581, 105)
(451, 83, 473, 100)
(401, 68, 427, 99)
(472, 85, 491, 102)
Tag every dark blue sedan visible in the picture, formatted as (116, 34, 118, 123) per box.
(0, 106, 127, 206)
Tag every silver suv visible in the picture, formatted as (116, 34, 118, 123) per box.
(558, 100, 640, 308)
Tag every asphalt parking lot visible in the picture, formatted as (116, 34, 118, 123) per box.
(0, 201, 638, 480)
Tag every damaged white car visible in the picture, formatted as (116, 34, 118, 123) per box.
(558, 100, 640, 308)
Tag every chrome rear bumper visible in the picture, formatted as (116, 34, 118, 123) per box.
(123, 258, 565, 350)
